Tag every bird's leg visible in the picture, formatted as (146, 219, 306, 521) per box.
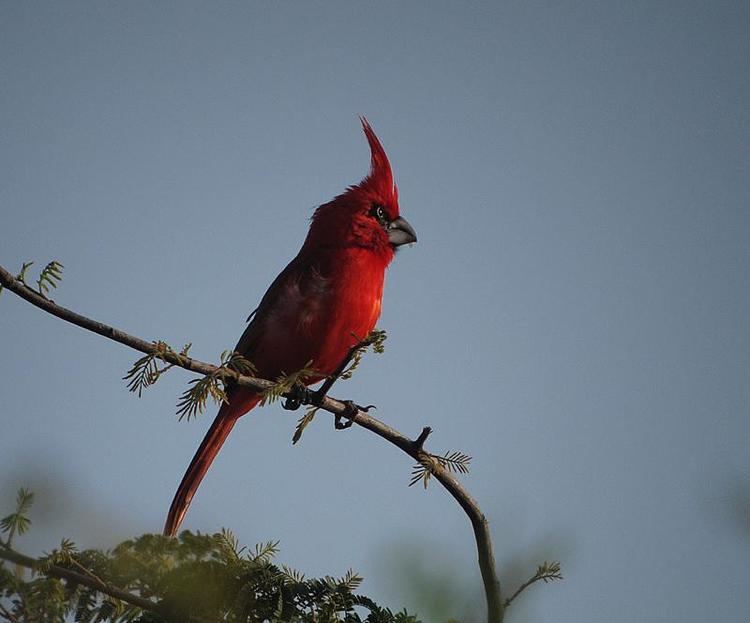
(312, 337, 378, 429)
(283, 337, 378, 419)
(312, 342, 364, 401)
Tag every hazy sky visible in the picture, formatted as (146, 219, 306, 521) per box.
(1, 2, 748, 621)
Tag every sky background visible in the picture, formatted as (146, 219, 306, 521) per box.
(1, 2, 748, 621)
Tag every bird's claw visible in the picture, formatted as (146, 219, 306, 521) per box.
(333, 400, 375, 430)
(334, 415, 353, 430)
(282, 384, 313, 411)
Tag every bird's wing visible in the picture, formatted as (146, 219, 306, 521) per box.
(234, 252, 329, 362)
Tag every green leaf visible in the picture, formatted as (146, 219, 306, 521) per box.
(123, 341, 182, 397)
(340, 329, 388, 381)
(259, 362, 316, 407)
(292, 407, 318, 445)
(35, 260, 64, 297)
(176, 374, 227, 420)
(408, 451, 472, 489)
(0, 487, 34, 545)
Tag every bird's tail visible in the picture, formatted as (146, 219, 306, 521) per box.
(163, 393, 260, 536)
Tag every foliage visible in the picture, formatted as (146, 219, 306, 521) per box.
(258, 363, 317, 407)
(409, 452, 472, 489)
(122, 327, 389, 443)
(339, 330, 387, 381)
(123, 342, 192, 398)
(291, 329, 387, 445)
(124, 345, 256, 420)
(35, 261, 64, 298)
(503, 561, 563, 608)
(292, 407, 319, 445)
(0, 259, 63, 299)
(175, 349, 258, 420)
(0, 490, 420, 623)
(0, 488, 34, 547)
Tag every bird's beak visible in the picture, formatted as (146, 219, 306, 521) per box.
(388, 216, 417, 246)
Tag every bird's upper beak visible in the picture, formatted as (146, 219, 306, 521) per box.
(388, 216, 417, 247)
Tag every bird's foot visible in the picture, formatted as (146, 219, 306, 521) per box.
(282, 384, 314, 411)
(334, 400, 375, 430)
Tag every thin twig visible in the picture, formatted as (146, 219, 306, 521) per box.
(0, 263, 505, 623)
(504, 562, 563, 609)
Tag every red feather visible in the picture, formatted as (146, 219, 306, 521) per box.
(163, 119, 415, 536)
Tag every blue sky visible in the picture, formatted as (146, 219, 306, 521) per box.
(1, 2, 748, 621)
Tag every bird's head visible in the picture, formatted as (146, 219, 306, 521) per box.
(305, 118, 417, 262)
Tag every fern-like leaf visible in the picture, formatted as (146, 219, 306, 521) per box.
(439, 451, 472, 474)
(259, 362, 316, 406)
(280, 564, 306, 584)
(250, 540, 280, 564)
(292, 407, 318, 445)
(338, 568, 363, 591)
(368, 328, 387, 353)
(176, 374, 227, 421)
(214, 529, 245, 562)
(0, 487, 34, 545)
(35, 260, 64, 297)
(122, 341, 181, 397)
(1, 261, 34, 297)
(536, 560, 563, 583)
(340, 329, 387, 380)
(38, 537, 79, 572)
(408, 451, 472, 489)
(123, 353, 160, 397)
(409, 455, 439, 489)
(174, 349, 256, 420)
(221, 350, 257, 376)
(17, 261, 34, 285)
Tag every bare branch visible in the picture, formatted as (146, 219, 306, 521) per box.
(0, 263, 506, 623)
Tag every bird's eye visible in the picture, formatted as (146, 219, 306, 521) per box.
(370, 203, 389, 226)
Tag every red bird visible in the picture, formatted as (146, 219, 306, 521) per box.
(163, 119, 416, 536)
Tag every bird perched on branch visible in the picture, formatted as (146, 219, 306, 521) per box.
(164, 118, 417, 536)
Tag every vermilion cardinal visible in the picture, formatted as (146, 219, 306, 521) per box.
(163, 119, 416, 536)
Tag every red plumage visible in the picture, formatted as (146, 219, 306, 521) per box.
(163, 119, 416, 536)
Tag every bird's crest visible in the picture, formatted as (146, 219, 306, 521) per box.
(359, 117, 398, 203)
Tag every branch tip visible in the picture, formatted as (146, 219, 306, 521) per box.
(413, 426, 432, 451)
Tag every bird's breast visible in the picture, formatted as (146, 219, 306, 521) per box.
(255, 249, 387, 381)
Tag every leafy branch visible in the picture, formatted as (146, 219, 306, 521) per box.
(0, 488, 33, 548)
(258, 362, 316, 407)
(409, 451, 472, 489)
(123, 341, 192, 397)
(504, 561, 563, 608)
(16, 262, 34, 287)
(0, 490, 419, 622)
(250, 539, 281, 564)
(0, 260, 63, 299)
(0, 260, 567, 623)
(339, 329, 387, 380)
(175, 349, 257, 420)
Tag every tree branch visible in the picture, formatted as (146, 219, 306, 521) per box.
(503, 561, 563, 609)
(0, 263, 505, 623)
(0, 544, 159, 615)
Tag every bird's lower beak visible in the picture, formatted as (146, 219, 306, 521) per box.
(388, 216, 417, 246)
